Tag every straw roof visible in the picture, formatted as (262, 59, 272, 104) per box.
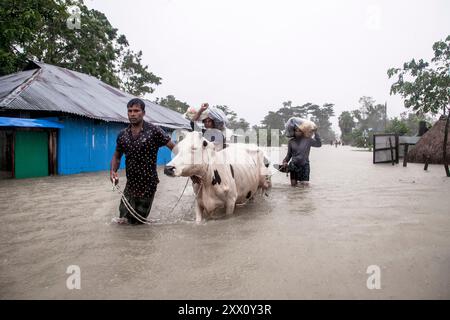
(407, 115, 450, 164)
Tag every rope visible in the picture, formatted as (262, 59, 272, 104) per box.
(110, 142, 224, 225)
(111, 176, 191, 225)
(167, 177, 191, 219)
(112, 179, 154, 225)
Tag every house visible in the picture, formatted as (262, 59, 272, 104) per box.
(0, 61, 190, 179)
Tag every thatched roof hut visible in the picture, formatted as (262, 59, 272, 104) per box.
(407, 115, 450, 164)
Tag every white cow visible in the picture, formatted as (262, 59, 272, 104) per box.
(164, 132, 271, 222)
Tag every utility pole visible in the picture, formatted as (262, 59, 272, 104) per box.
(384, 101, 387, 131)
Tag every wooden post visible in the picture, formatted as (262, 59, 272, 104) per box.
(424, 155, 429, 171)
(443, 111, 450, 177)
(48, 131, 53, 175)
(48, 130, 57, 176)
(403, 144, 409, 167)
(389, 137, 395, 166)
(53, 130, 57, 175)
(11, 131, 15, 178)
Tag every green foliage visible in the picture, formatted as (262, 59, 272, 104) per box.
(388, 35, 450, 115)
(214, 105, 250, 131)
(339, 104, 436, 148)
(338, 96, 387, 147)
(308, 102, 335, 142)
(261, 111, 285, 130)
(351, 128, 372, 148)
(354, 96, 387, 132)
(382, 110, 436, 136)
(155, 95, 190, 114)
(259, 101, 336, 142)
(0, 0, 51, 74)
(120, 50, 161, 95)
(338, 111, 355, 144)
(0, 0, 160, 95)
(385, 117, 409, 136)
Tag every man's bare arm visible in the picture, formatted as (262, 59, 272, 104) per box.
(166, 140, 175, 151)
(110, 151, 122, 184)
(192, 103, 209, 121)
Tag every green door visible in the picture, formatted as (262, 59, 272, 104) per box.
(15, 131, 48, 179)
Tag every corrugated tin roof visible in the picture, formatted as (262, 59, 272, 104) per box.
(0, 61, 191, 130)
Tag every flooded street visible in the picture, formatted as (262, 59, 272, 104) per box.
(0, 146, 449, 299)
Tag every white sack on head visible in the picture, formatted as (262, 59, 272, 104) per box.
(206, 106, 229, 130)
(285, 117, 317, 138)
(184, 106, 229, 130)
(184, 106, 208, 121)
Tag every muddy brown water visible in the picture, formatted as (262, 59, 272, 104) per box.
(0, 146, 449, 299)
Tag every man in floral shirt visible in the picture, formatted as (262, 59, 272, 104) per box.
(110, 98, 175, 224)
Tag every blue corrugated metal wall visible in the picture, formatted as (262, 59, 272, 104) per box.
(57, 117, 173, 175)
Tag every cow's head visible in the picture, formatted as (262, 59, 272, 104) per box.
(164, 131, 215, 177)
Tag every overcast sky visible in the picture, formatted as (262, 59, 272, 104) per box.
(86, 0, 449, 132)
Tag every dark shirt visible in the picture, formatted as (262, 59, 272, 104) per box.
(284, 133, 322, 166)
(116, 121, 170, 197)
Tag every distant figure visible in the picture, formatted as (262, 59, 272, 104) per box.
(334, 140, 338, 148)
(330, 140, 333, 146)
(282, 127, 322, 187)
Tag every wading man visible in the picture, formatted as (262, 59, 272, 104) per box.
(282, 126, 321, 187)
(110, 98, 175, 225)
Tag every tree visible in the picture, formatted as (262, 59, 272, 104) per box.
(214, 105, 250, 131)
(0, 0, 49, 75)
(119, 50, 161, 95)
(215, 105, 238, 123)
(385, 118, 409, 136)
(351, 128, 368, 148)
(396, 111, 435, 136)
(235, 118, 250, 131)
(388, 36, 450, 115)
(308, 103, 335, 142)
(291, 103, 311, 118)
(354, 96, 386, 132)
(349, 96, 386, 136)
(257, 101, 337, 146)
(155, 95, 190, 114)
(0, 0, 160, 96)
(338, 111, 355, 144)
(388, 35, 450, 176)
(261, 111, 285, 130)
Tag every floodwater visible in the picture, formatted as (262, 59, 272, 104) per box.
(0, 146, 449, 299)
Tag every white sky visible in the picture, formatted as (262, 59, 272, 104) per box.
(86, 0, 449, 132)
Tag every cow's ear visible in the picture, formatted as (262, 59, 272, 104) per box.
(203, 140, 208, 148)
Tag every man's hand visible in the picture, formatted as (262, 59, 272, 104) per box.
(110, 171, 119, 185)
(166, 140, 175, 151)
(282, 161, 288, 169)
(200, 103, 209, 112)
